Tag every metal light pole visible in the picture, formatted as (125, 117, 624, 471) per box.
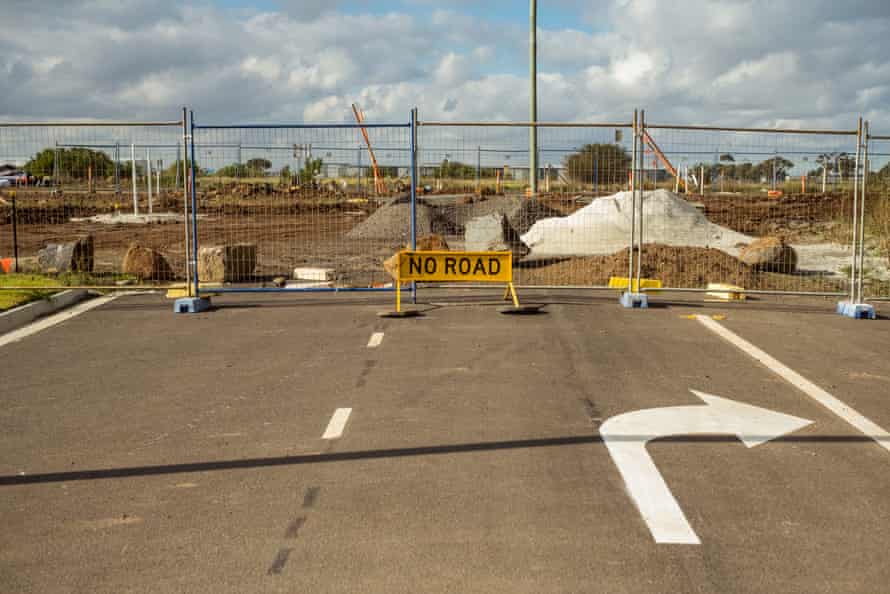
(529, 0, 538, 196)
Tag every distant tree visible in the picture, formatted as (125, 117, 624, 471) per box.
(215, 163, 249, 178)
(25, 147, 115, 180)
(246, 158, 272, 176)
(563, 143, 631, 185)
(438, 159, 477, 178)
(752, 156, 794, 181)
(298, 158, 323, 184)
(280, 165, 292, 184)
(719, 154, 735, 163)
(836, 153, 855, 181)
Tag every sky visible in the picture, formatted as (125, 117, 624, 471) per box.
(1, 0, 890, 133)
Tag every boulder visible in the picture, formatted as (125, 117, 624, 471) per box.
(122, 244, 174, 280)
(37, 235, 94, 273)
(383, 252, 400, 281)
(382, 235, 449, 281)
(197, 243, 257, 282)
(465, 214, 529, 261)
(738, 237, 797, 272)
(416, 234, 449, 251)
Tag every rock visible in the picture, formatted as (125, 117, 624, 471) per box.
(37, 235, 94, 273)
(122, 244, 174, 280)
(416, 234, 449, 251)
(293, 267, 335, 281)
(197, 243, 257, 282)
(465, 214, 529, 261)
(381, 235, 449, 281)
(738, 237, 797, 272)
(383, 252, 400, 281)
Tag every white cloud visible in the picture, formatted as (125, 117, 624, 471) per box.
(0, 0, 888, 134)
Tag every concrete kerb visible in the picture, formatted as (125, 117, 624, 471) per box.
(0, 289, 92, 335)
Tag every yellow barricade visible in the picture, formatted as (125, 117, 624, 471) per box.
(392, 250, 517, 312)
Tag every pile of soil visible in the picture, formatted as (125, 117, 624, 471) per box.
(346, 196, 453, 240)
(508, 198, 565, 235)
(347, 194, 563, 241)
(438, 195, 520, 231)
(517, 244, 757, 288)
(698, 192, 848, 241)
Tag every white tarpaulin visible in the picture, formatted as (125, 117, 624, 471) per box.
(520, 189, 753, 257)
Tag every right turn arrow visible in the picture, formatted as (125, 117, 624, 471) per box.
(600, 390, 813, 545)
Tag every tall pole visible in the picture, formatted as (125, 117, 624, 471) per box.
(529, 0, 538, 196)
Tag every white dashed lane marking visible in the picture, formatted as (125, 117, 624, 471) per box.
(367, 332, 384, 348)
(322, 408, 352, 440)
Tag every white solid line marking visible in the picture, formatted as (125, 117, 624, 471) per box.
(367, 332, 384, 348)
(0, 294, 119, 349)
(322, 408, 352, 440)
(695, 314, 890, 453)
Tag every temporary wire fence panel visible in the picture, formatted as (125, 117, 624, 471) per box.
(190, 124, 410, 290)
(865, 135, 890, 299)
(636, 124, 861, 295)
(0, 122, 187, 286)
(415, 122, 633, 287)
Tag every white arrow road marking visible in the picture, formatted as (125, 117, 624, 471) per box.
(601, 390, 813, 545)
(696, 314, 890, 454)
(322, 408, 352, 440)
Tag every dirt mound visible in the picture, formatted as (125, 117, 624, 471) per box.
(699, 192, 847, 240)
(433, 195, 563, 236)
(517, 244, 757, 288)
(508, 198, 565, 235)
(346, 196, 452, 241)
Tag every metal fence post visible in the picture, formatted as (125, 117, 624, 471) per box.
(181, 106, 191, 296)
(410, 108, 418, 303)
(849, 117, 862, 303)
(189, 110, 200, 298)
(628, 109, 638, 288)
(857, 121, 869, 303)
(636, 110, 645, 290)
(11, 193, 18, 273)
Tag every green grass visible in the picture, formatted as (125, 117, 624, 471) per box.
(0, 272, 121, 311)
(0, 274, 60, 311)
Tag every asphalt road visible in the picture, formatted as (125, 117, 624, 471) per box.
(1, 292, 888, 593)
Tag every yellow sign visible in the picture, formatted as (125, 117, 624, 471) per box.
(388, 250, 519, 313)
(397, 250, 512, 283)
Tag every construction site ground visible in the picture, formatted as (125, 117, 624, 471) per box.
(1, 290, 889, 594)
(4, 189, 880, 293)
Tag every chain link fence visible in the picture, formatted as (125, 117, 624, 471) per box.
(190, 121, 411, 292)
(0, 119, 188, 286)
(415, 121, 635, 288)
(634, 120, 862, 297)
(865, 133, 890, 299)
(2, 110, 887, 307)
